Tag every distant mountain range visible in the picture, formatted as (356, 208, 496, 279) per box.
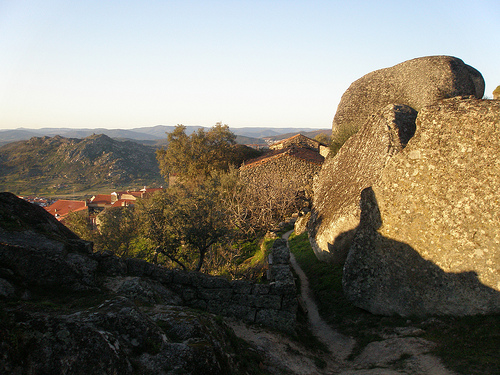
(0, 125, 330, 146)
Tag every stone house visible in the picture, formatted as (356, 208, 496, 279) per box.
(269, 133, 330, 158)
(240, 134, 325, 199)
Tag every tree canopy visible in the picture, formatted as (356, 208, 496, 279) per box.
(156, 123, 237, 183)
(138, 180, 230, 272)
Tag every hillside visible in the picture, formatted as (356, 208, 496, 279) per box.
(0, 128, 331, 196)
(0, 134, 164, 195)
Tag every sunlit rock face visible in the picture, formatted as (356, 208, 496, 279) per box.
(332, 56, 485, 142)
(331, 55, 484, 141)
(308, 103, 416, 263)
(310, 56, 485, 263)
(343, 97, 500, 317)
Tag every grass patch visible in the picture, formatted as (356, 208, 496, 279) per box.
(249, 236, 275, 266)
(234, 235, 276, 282)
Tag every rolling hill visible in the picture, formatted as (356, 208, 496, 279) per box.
(0, 126, 331, 196)
(0, 134, 164, 196)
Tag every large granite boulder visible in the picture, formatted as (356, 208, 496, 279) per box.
(343, 98, 500, 316)
(308, 104, 417, 262)
(0, 192, 97, 293)
(493, 85, 500, 100)
(332, 56, 484, 142)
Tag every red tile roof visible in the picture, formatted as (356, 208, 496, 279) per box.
(89, 194, 112, 205)
(111, 199, 134, 207)
(45, 200, 88, 221)
(140, 188, 163, 197)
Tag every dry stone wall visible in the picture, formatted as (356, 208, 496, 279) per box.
(241, 153, 322, 195)
(0, 193, 270, 374)
(99, 239, 298, 332)
(1, 192, 297, 332)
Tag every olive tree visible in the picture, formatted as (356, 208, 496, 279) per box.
(65, 210, 94, 241)
(138, 191, 186, 269)
(139, 179, 231, 272)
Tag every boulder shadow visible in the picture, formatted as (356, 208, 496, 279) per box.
(341, 187, 500, 317)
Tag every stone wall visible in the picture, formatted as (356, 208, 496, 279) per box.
(98, 239, 298, 332)
(240, 152, 322, 195)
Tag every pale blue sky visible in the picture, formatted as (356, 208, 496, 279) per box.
(0, 0, 498, 130)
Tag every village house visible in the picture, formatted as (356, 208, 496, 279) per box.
(87, 194, 113, 214)
(269, 133, 330, 158)
(240, 134, 326, 199)
(111, 187, 163, 205)
(45, 187, 164, 226)
(45, 199, 88, 224)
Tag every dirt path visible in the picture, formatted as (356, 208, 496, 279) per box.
(283, 229, 456, 375)
(229, 230, 457, 375)
(283, 230, 356, 363)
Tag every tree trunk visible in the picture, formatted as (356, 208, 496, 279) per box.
(195, 249, 206, 272)
(157, 248, 187, 271)
(169, 255, 187, 271)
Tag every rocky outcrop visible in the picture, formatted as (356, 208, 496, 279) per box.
(342, 98, 500, 316)
(332, 56, 484, 142)
(0, 192, 297, 373)
(294, 209, 311, 236)
(308, 104, 417, 262)
(0, 192, 96, 293)
(2, 296, 243, 375)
